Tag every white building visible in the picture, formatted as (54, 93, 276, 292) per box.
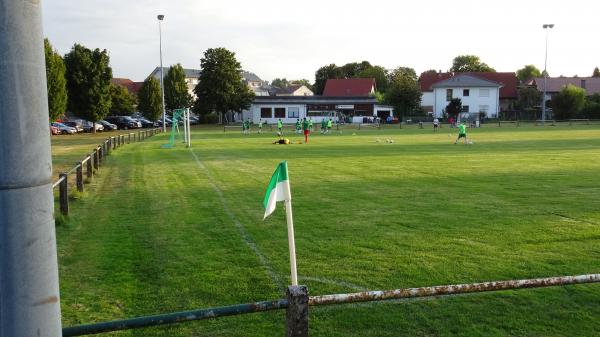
(430, 74, 502, 118)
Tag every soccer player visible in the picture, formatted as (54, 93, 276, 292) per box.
(295, 118, 302, 134)
(454, 121, 468, 144)
(302, 117, 310, 143)
(277, 118, 283, 134)
(258, 119, 263, 134)
(243, 119, 250, 135)
(433, 118, 439, 132)
(320, 118, 327, 134)
(309, 117, 313, 132)
(326, 118, 333, 133)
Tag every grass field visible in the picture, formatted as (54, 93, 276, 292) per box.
(53, 124, 600, 336)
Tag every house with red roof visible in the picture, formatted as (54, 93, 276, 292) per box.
(419, 71, 518, 116)
(111, 78, 144, 95)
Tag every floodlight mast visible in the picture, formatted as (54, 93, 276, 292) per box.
(158, 14, 166, 132)
(0, 0, 62, 335)
(542, 23, 554, 125)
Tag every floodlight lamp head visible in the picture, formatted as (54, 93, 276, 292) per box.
(157, 14, 164, 20)
(543, 24, 554, 29)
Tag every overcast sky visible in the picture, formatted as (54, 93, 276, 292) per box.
(42, 0, 599, 83)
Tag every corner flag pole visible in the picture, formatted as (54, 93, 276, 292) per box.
(285, 198, 298, 286)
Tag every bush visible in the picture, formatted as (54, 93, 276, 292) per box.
(200, 113, 219, 124)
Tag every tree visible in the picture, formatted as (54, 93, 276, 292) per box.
(64, 43, 112, 132)
(44, 38, 68, 122)
(551, 84, 586, 120)
(271, 78, 290, 88)
(358, 65, 389, 93)
(384, 67, 421, 120)
(109, 84, 136, 115)
(193, 48, 254, 123)
(340, 61, 372, 78)
(164, 63, 192, 111)
(450, 55, 495, 73)
(137, 77, 163, 121)
(516, 86, 542, 110)
(445, 98, 462, 117)
(313, 64, 342, 95)
(580, 93, 600, 119)
(593, 67, 600, 78)
(516, 65, 542, 82)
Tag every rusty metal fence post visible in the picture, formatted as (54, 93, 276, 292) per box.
(286, 285, 308, 337)
(76, 162, 83, 192)
(59, 173, 69, 215)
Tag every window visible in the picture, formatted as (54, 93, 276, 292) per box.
(462, 105, 469, 113)
(479, 89, 489, 97)
(446, 89, 453, 101)
(274, 108, 285, 118)
(463, 89, 470, 96)
(260, 107, 272, 118)
(288, 107, 299, 118)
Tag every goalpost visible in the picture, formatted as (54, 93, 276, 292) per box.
(161, 108, 192, 149)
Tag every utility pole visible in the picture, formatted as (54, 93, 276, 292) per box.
(542, 23, 554, 125)
(158, 14, 166, 132)
(0, 0, 63, 336)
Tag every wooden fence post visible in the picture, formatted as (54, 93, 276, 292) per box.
(59, 173, 69, 215)
(93, 149, 99, 170)
(112, 137, 116, 150)
(128, 133, 131, 144)
(76, 162, 83, 192)
(286, 285, 308, 337)
(87, 155, 93, 178)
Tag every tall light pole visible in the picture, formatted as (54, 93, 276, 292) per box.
(542, 23, 554, 125)
(158, 14, 166, 132)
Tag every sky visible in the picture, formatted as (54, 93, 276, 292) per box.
(42, 0, 600, 83)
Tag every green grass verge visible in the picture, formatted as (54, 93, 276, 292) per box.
(54, 124, 600, 336)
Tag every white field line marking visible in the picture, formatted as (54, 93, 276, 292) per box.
(189, 149, 284, 291)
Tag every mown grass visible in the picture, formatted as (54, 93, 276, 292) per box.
(54, 124, 600, 336)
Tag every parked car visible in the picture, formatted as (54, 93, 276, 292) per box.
(51, 122, 77, 135)
(157, 117, 173, 127)
(104, 116, 142, 130)
(63, 121, 84, 133)
(135, 117, 155, 128)
(50, 125, 60, 135)
(189, 116, 200, 124)
(82, 121, 104, 133)
(98, 120, 117, 131)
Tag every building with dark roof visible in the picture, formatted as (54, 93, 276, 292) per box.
(323, 78, 376, 97)
(420, 71, 518, 113)
(426, 74, 503, 118)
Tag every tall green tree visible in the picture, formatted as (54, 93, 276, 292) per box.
(109, 84, 136, 115)
(64, 43, 112, 132)
(340, 61, 372, 78)
(314, 64, 342, 95)
(551, 84, 586, 120)
(358, 65, 389, 93)
(445, 98, 462, 117)
(516, 86, 542, 110)
(592, 67, 600, 78)
(193, 48, 254, 123)
(137, 77, 163, 121)
(384, 67, 421, 120)
(450, 55, 495, 72)
(164, 63, 192, 111)
(516, 65, 542, 82)
(271, 78, 290, 88)
(44, 38, 68, 121)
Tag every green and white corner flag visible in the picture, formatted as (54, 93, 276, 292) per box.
(263, 161, 298, 285)
(263, 161, 291, 219)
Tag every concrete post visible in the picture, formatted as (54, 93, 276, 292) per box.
(0, 1, 62, 335)
(286, 285, 309, 337)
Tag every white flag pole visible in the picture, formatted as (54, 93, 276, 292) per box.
(285, 199, 298, 286)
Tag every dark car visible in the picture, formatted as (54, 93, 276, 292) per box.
(98, 120, 117, 131)
(136, 117, 155, 128)
(82, 121, 104, 133)
(63, 121, 84, 133)
(104, 116, 141, 130)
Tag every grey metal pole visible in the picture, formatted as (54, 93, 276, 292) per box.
(0, 1, 62, 334)
(158, 14, 166, 132)
(542, 24, 554, 125)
